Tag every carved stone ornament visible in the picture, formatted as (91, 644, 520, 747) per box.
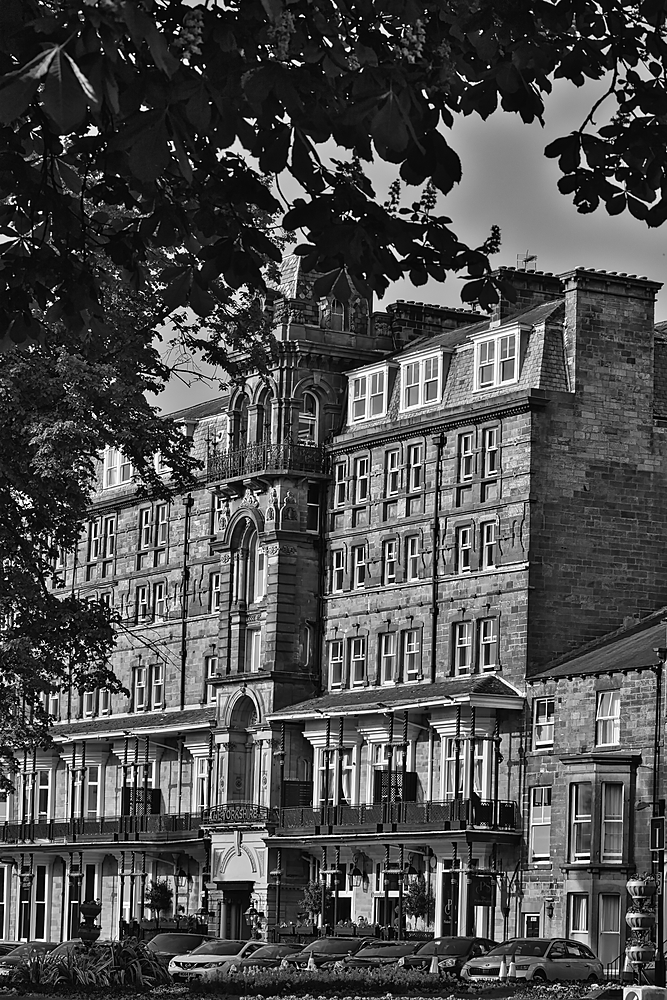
(280, 490, 298, 522)
(265, 487, 278, 522)
(221, 552, 232, 564)
(240, 488, 260, 507)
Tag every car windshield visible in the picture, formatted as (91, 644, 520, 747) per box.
(309, 940, 354, 955)
(487, 941, 549, 958)
(357, 945, 414, 957)
(246, 946, 296, 959)
(419, 939, 471, 956)
(7, 944, 53, 957)
(149, 935, 205, 953)
(191, 940, 245, 956)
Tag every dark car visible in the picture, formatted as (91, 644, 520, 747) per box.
(229, 943, 302, 971)
(398, 936, 497, 976)
(0, 942, 20, 957)
(0, 942, 58, 981)
(146, 932, 213, 963)
(48, 939, 114, 959)
(286, 937, 365, 968)
(345, 941, 419, 968)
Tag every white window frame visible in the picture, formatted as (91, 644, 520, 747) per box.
(85, 764, 101, 819)
(209, 572, 221, 613)
(35, 770, 51, 822)
(151, 663, 165, 708)
(350, 636, 366, 686)
(570, 782, 592, 862)
(334, 462, 346, 507)
(403, 629, 420, 680)
(385, 448, 400, 496)
(351, 545, 366, 589)
(349, 367, 388, 422)
(479, 618, 497, 670)
(136, 585, 149, 622)
(453, 621, 473, 674)
(459, 433, 474, 482)
(568, 894, 589, 940)
(474, 331, 519, 391)
(400, 352, 441, 411)
(153, 582, 166, 621)
(596, 690, 620, 746)
(406, 535, 419, 581)
(205, 655, 219, 704)
(481, 521, 496, 569)
(354, 457, 369, 504)
(456, 525, 472, 574)
(254, 546, 266, 601)
(99, 688, 111, 716)
(380, 632, 397, 684)
(529, 786, 552, 861)
(298, 391, 318, 444)
(102, 515, 115, 557)
(82, 690, 96, 719)
(195, 757, 209, 811)
(601, 782, 623, 862)
(407, 443, 423, 493)
(482, 427, 499, 478)
(246, 629, 262, 672)
(103, 447, 133, 489)
(134, 667, 147, 712)
(332, 549, 345, 592)
(329, 640, 344, 688)
(156, 503, 168, 545)
(139, 508, 151, 549)
(383, 539, 397, 586)
(533, 697, 555, 748)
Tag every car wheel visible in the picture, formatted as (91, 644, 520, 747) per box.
(532, 970, 547, 982)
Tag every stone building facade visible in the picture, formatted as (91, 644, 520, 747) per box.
(1, 258, 666, 964)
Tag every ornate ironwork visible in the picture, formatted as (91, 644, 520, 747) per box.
(207, 441, 325, 483)
(273, 798, 520, 834)
(202, 802, 271, 825)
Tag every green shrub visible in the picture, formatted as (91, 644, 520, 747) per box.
(189, 964, 460, 997)
(10, 939, 172, 992)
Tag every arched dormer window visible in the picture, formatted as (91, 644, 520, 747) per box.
(298, 391, 318, 445)
(331, 298, 346, 331)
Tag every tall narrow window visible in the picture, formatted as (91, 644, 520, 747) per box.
(102, 516, 115, 557)
(380, 633, 397, 684)
(306, 482, 320, 531)
(156, 504, 168, 546)
(329, 640, 344, 688)
(404, 361, 420, 409)
(385, 449, 400, 495)
(246, 630, 262, 672)
(570, 782, 592, 862)
(383, 540, 397, 585)
(601, 783, 623, 862)
(350, 636, 366, 686)
(99, 688, 111, 716)
(533, 697, 555, 748)
(334, 462, 346, 507)
(408, 444, 423, 492)
(332, 550, 345, 592)
(423, 356, 439, 402)
(331, 298, 346, 331)
(139, 508, 151, 548)
(477, 340, 495, 388)
(298, 392, 318, 444)
(82, 690, 96, 718)
(459, 433, 474, 482)
(596, 691, 620, 746)
(136, 586, 149, 623)
(196, 757, 209, 811)
(103, 447, 132, 488)
(352, 376, 367, 421)
(205, 655, 219, 704)
(354, 457, 369, 503)
(482, 427, 499, 478)
(86, 765, 100, 818)
(479, 618, 498, 670)
(406, 535, 419, 581)
(36, 771, 50, 821)
(351, 545, 366, 588)
(209, 573, 221, 612)
(453, 621, 473, 674)
(153, 582, 166, 620)
(568, 894, 589, 943)
(33, 865, 47, 941)
(456, 526, 472, 573)
(151, 663, 165, 708)
(481, 522, 496, 569)
(134, 667, 147, 712)
(403, 630, 420, 680)
(369, 371, 385, 416)
(529, 786, 552, 861)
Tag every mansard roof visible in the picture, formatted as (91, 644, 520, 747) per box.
(268, 674, 523, 721)
(529, 607, 667, 682)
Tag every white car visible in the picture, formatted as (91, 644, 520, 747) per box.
(168, 939, 263, 980)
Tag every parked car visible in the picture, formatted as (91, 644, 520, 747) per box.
(0, 942, 20, 957)
(224, 943, 302, 971)
(285, 936, 365, 968)
(398, 936, 496, 976)
(146, 932, 213, 963)
(461, 938, 604, 982)
(168, 939, 263, 980)
(345, 941, 419, 968)
(48, 939, 114, 959)
(0, 942, 58, 981)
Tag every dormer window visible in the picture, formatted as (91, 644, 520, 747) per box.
(320, 297, 350, 331)
(349, 367, 388, 423)
(399, 353, 441, 412)
(474, 330, 519, 391)
(331, 299, 346, 331)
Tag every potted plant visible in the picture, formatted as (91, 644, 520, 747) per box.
(145, 878, 174, 931)
(627, 942, 657, 965)
(627, 873, 658, 900)
(404, 874, 435, 930)
(298, 880, 331, 932)
(626, 906, 656, 931)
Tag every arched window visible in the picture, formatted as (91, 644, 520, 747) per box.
(257, 390, 273, 445)
(232, 394, 249, 450)
(331, 299, 346, 331)
(298, 391, 318, 445)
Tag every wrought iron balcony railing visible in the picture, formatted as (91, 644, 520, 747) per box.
(273, 797, 520, 834)
(201, 802, 271, 825)
(206, 441, 325, 483)
(0, 813, 201, 844)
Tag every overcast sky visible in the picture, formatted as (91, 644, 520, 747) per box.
(157, 78, 667, 414)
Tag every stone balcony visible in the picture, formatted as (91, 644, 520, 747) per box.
(206, 441, 325, 485)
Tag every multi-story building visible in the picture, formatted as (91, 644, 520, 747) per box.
(2, 258, 667, 963)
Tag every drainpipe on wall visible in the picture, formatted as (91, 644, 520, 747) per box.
(180, 495, 194, 711)
(430, 432, 445, 684)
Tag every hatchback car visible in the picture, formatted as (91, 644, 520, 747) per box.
(398, 936, 496, 976)
(462, 938, 604, 982)
(285, 937, 365, 968)
(147, 932, 213, 963)
(345, 941, 419, 968)
(220, 943, 302, 973)
(168, 939, 263, 980)
(0, 942, 58, 982)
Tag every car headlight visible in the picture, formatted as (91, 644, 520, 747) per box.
(441, 959, 456, 967)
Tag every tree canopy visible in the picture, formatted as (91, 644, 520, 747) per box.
(3, 0, 667, 775)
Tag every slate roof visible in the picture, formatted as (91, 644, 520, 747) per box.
(163, 397, 228, 422)
(268, 674, 522, 721)
(53, 707, 216, 741)
(530, 607, 667, 681)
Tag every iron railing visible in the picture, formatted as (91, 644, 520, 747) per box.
(273, 797, 520, 833)
(0, 813, 202, 844)
(201, 802, 271, 825)
(207, 441, 325, 483)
